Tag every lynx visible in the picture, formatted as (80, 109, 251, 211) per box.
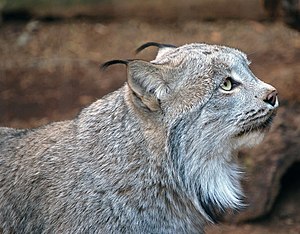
(0, 42, 278, 233)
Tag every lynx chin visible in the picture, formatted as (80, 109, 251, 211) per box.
(0, 42, 278, 233)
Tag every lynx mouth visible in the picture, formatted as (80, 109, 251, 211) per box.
(235, 112, 276, 137)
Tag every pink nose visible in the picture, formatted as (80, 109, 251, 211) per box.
(264, 90, 278, 107)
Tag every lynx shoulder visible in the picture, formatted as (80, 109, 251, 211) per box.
(0, 42, 278, 233)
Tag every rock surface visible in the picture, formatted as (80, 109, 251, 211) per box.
(2, 0, 266, 21)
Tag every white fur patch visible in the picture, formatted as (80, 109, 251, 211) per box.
(234, 131, 265, 150)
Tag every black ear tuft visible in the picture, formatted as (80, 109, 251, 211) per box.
(100, 60, 130, 71)
(136, 42, 177, 54)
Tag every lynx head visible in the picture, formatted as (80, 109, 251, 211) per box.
(102, 42, 278, 221)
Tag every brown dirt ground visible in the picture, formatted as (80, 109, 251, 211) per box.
(0, 18, 299, 233)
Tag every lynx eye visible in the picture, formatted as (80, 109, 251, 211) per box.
(220, 77, 239, 91)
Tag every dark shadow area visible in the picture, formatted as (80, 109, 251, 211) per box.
(2, 10, 67, 23)
(255, 161, 300, 223)
(249, 161, 300, 228)
(2, 10, 32, 21)
(270, 162, 300, 224)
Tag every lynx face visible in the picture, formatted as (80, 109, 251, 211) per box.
(147, 43, 278, 148)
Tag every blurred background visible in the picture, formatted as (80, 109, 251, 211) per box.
(0, 0, 299, 233)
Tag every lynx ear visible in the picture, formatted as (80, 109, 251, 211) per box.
(127, 60, 170, 111)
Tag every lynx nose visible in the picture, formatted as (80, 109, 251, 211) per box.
(263, 90, 278, 107)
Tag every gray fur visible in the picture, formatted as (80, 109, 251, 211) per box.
(0, 43, 278, 233)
